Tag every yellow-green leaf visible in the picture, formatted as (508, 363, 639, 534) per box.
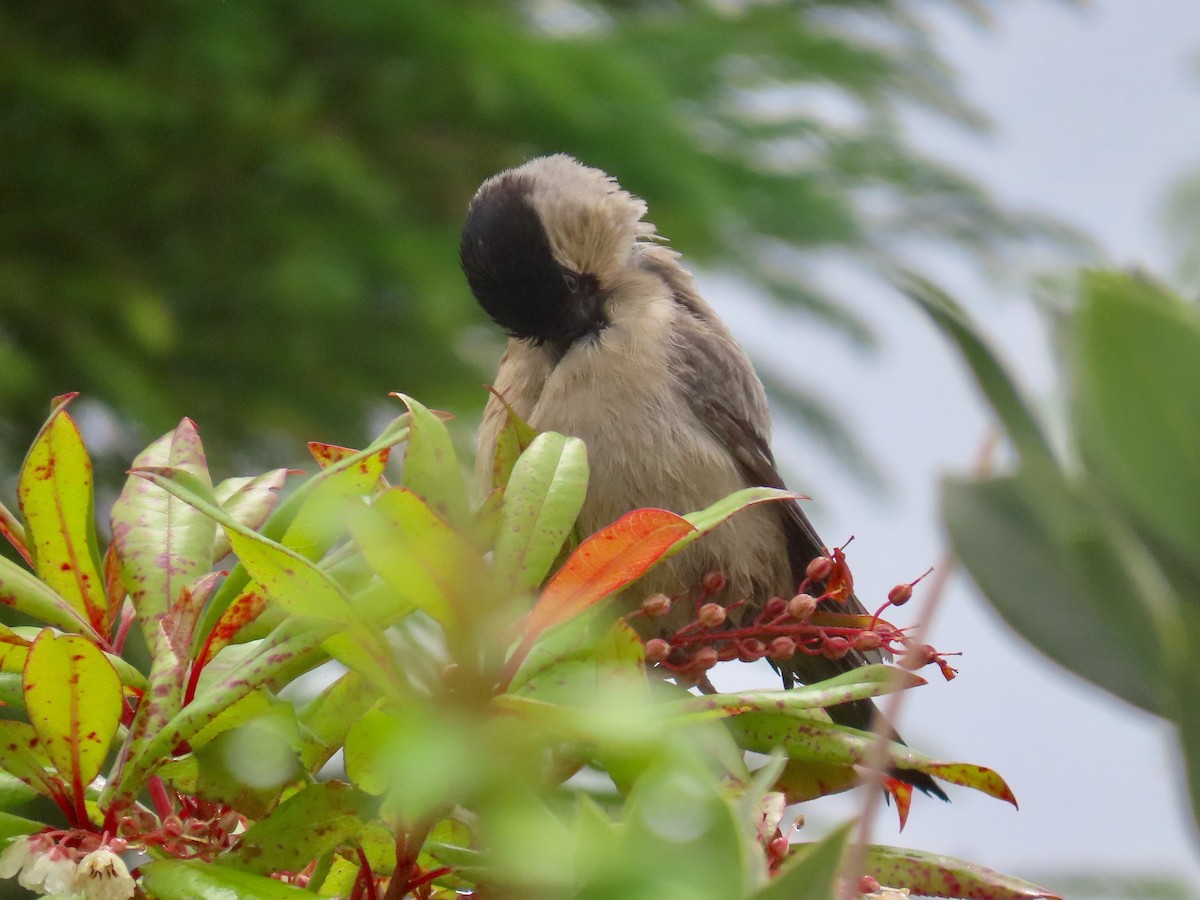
(22, 631, 122, 790)
(17, 397, 107, 632)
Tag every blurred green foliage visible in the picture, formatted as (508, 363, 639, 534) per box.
(916, 268, 1200, 832)
(0, 0, 1064, 476)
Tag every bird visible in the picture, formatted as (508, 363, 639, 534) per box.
(460, 154, 946, 801)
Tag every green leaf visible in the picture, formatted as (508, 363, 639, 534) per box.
(727, 713, 1014, 806)
(675, 487, 802, 554)
(679, 665, 927, 720)
(196, 416, 409, 648)
(0, 811, 43, 842)
(395, 394, 470, 528)
(865, 843, 1063, 899)
(140, 860, 317, 899)
(211, 468, 290, 560)
(296, 670, 379, 774)
(0, 720, 60, 800)
(943, 471, 1164, 713)
(111, 419, 217, 654)
(23, 630, 122, 791)
(492, 432, 588, 595)
(752, 822, 853, 900)
(489, 396, 539, 491)
(227, 781, 375, 875)
(16, 395, 108, 633)
(131, 466, 357, 624)
(348, 487, 488, 630)
(1074, 271, 1200, 576)
(899, 273, 1055, 468)
(0, 556, 98, 638)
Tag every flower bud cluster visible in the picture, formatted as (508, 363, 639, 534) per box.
(635, 558, 957, 682)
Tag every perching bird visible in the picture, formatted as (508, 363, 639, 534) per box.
(461, 154, 946, 800)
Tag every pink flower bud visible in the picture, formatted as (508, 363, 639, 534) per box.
(691, 647, 719, 671)
(767, 637, 796, 660)
(858, 874, 881, 894)
(702, 570, 727, 594)
(806, 556, 834, 580)
(697, 602, 727, 628)
(887, 583, 913, 606)
(854, 631, 882, 652)
(642, 593, 672, 618)
(823, 636, 851, 659)
(644, 638, 671, 663)
(787, 593, 817, 620)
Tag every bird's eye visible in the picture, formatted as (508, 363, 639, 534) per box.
(563, 271, 580, 293)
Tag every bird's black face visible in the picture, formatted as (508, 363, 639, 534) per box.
(460, 174, 607, 351)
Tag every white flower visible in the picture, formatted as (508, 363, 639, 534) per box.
(0, 836, 33, 879)
(76, 849, 135, 900)
(17, 845, 80, 895)
(864, 890, 911, 900)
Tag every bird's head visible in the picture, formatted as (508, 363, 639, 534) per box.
(460, 155, 657, 345)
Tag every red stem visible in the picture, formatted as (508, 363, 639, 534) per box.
(147, 776, 174, 820)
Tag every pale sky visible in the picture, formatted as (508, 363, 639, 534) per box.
(709, 1, 1200, 895)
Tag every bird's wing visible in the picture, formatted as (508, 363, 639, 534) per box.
(654, 269, 885, 676)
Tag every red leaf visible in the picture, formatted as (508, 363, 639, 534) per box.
(527, 508, 694, 638)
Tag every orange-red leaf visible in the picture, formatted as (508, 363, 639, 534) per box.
(528, 508, 694, 637)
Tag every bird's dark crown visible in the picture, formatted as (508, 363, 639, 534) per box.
(460, 173, 605, 348)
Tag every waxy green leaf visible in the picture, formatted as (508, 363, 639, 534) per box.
(141, 859, 317, 899)
(228, 781, 375, 874)
(17, 395, 108, 633)
(22, 631, 122, 792)
(493, 432, 588, 595)
(395, 393, 470, 528)
(348, 487, 487, 630)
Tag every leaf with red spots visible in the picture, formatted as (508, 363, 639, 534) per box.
(22, 631, 122, 797)
(210, 468, 293, 560)
(227, 780, 375, 875)
(492, 432, 588, 597)
(132, 467, 357, 625)
(196, 422, 403, 650)
(488, 388, 539, 490)
(195, 589, 269, 670)
(17, 395, 108, 633)
(0, 719, 65, 801)
(110, 419, 217, 654)
(864, 844, 1063, 899)
(0, 556, 98, 638)
(394, 393, 470, 528)
(727, 713, 1016, 808)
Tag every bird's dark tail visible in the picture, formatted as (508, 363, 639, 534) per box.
(826, 696, 949, 801)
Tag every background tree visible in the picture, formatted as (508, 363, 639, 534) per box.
(0, 0, 1066, 479)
